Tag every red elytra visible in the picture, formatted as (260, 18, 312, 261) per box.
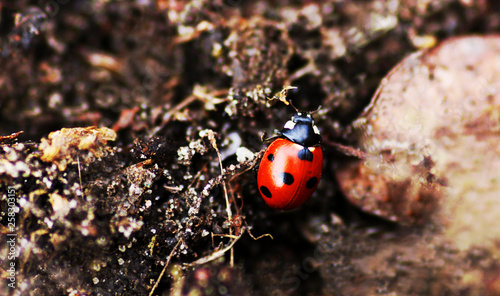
(257, 112, 323, 210)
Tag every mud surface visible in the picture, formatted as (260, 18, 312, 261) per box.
(1, 1, 500, 295)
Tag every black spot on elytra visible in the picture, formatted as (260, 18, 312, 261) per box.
(260, 186, 272, 198)
(298, 148, 313, 162)
(306, 177, 318, 189)
(282, 172, 294, 185)
(267, 154, 274, 162)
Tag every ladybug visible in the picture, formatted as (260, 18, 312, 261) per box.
(257, 111, 323, 210)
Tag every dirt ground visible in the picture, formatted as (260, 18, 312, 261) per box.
(1, 1, 500, 295)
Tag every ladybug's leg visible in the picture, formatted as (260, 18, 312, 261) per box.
(261, 131, 281, 143)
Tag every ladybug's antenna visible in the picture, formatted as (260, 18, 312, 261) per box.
(288, 98, 321, 114)
(310, 105, 322, 114)
(276, 86, 321, 114)
(287, 98, 299, 112)
(272, 86, 299, 111)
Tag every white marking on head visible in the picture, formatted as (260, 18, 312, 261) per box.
(313, 125, 320, 134)
(284, 120, 296, 130)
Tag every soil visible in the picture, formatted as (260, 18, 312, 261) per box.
(1, 1, 500, 295)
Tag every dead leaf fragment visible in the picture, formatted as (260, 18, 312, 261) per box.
(39, 126, 117, 171)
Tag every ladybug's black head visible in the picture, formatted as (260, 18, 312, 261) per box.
(279, 112, 321, 147)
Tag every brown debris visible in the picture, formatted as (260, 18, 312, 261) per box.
(39, 127, 117, 170)
(0, 131, 23, 144)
